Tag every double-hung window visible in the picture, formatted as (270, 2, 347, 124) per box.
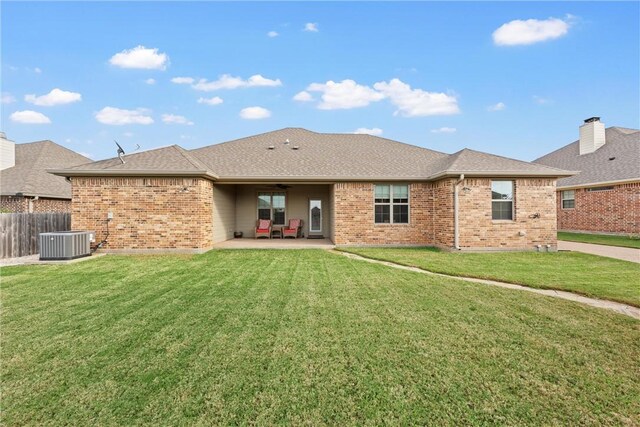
(374, 184, 409, 224)
(491, 181, 514, 220)
(561, 190, 575, 209)
(257, 192, 286, 225)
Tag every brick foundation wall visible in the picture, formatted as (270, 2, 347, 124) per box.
(71, 177, 214, 251)
(0, 196, 70, 213)
(557, 182, 640, 234)
(333, 182, 433, 245)
(457, 178, 557, 250)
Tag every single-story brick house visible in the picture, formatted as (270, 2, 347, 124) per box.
(0, 132, 91, 213)
(535, 118, 640, 235)
(51, 128, 574, 252)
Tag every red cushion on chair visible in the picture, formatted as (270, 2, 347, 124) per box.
(257, 229, 269, 233)
(258, 219, 270, 229)
(283, 228, 295, 233)
(288, 219, 301, 230)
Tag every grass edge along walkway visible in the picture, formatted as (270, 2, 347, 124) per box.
(333, 249, 640, 318)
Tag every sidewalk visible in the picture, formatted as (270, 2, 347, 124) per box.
(558, 241, 640, 263)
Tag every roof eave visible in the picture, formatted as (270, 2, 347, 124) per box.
(47, 169, 219, 180)
(0, 192, 71, 199)
(215, 176, 429, 183)
(557, 177, 640, 190)
(425, 170, 578, 180)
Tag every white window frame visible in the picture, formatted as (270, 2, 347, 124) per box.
(257, 191, 287, 225)
(491, 180, 514, 221)
(374, 184, 410, 224)
(561, 190, 575, 209)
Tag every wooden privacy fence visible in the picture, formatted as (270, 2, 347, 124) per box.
(0, 213, 71, 258)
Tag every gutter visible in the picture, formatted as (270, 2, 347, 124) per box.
(453, 174, 464, 250)
(425, 170, 578, 180)
(556, 177, 640, 190)
(47, 169, 220, 181)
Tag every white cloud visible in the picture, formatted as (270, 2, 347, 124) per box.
(304, 23, 319, 32)
(171, 76, 195, 84)
(25, 88, 82, 106)
(293, 91, 314, 102)
(10, 110, 51, 124)
(239, 106, 271, 120)
(192, 74, 282, 91)
(373, 79, 460, 117)
(430, 127, 457, 134)
(1, 93, 16, 104)
(162, 113, 194, 125)
(488, 102, 506, 111)
(145, 78, 156, 85)
(95, 107, 154, 125)
(34, 67, 42, 74)
(306, 79, 385, 110)
(533, 95, 552, 105)
(109, 45, 169, 70)
(493, 16, 571, 46)
(354, 127, 383, 136)
(267, 31, 279, 37)
(123, 132, 134, 137)
(197, 96, 224, 106)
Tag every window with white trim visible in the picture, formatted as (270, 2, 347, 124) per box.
(491, 181, 514, 220)
(257, 192, 286, 225)
(561, 190, 575, 209)
(374, 184, 409, 224)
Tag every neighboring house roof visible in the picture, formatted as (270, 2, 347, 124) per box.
(51, 128, 573, 181)
(534, 127, 640, 188)
(1, 140, 92, 199)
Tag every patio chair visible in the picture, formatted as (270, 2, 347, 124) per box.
(255, 219, 272, 239)
(282, 219, 303, 239)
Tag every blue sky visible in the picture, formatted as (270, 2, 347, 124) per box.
(1, 1, 638, 161)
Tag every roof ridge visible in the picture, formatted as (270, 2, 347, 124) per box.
(191, 128, 317, 151)
(172, 145, 211, 171)
(460, 147, 572, 173)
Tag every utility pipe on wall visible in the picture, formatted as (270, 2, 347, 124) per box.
(453, 174, 464, 250)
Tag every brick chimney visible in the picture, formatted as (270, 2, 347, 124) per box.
(0, 132, 16, 170)
(579, 117, 606, 155)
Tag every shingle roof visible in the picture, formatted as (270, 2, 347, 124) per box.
(51, 128, 574, 181)
(1, 141, 92, 199)
(426, 148, 571, 179)
(534, 127, 640, 188)
(191, 128, 448, 179)
(57, 145, 215, 178)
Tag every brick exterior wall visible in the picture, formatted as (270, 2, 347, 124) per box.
(71, 177, 213, 251)
(457, 178, 557, 250)
(1, 196, 70, 212)
(557, 182, 640, 235)
(333, 182, 434, 245)
(332, 178, 557, 250)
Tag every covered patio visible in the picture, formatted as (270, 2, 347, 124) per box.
(213, 183, 334, 244)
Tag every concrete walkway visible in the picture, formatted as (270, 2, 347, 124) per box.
(558, 241, 640, 263)
(335, 250, 640, 320)
(0, 253, 106, 267)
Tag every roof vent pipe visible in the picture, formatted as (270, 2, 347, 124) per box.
(579, 117, 605, 155)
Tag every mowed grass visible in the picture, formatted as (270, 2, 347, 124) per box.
(2, 250, 639, 425)
(339, 247, 640, 307)
(558, 231, 640, 249)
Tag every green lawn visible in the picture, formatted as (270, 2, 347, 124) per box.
(558, 231, 640, 249)
(2, 250, 639, 425)
(339, 247, 640, 307)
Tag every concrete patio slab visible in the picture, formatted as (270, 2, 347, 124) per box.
(213, 238, 335, 250)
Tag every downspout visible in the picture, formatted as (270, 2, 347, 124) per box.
(453, 174, 464, 250)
